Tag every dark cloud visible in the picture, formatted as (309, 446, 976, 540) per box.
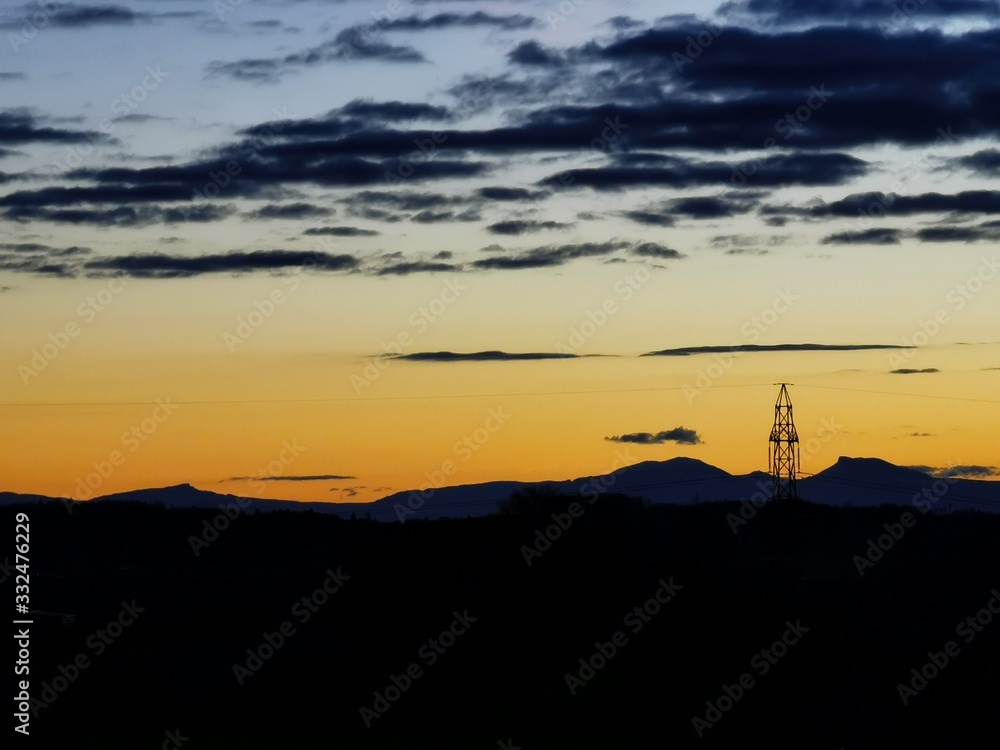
(765, 190, 1000, 222)
(3, 4, 141, 29)
(206, 22, 427, 82)
(606, 427, 703, 445)
(645, 343, 910, 356)
(711, 233, 790, 249)
(915, 224, 1000, 243)
(245, 203, 334, 220)
(669, 196, 748, 219)
(302, 226, 379, 237)
(508, 40, 566, 66)
(631, 242, 683, 259)
(393, 351, 581, 361)
(341, 190, 470, 212)
(203, 59, 284, 83)
(476, 186, 544, 202)
(384, 12, 538, 31)
(957, 149, 1000, 177)
(2, 204, 235, 227)
(1, 4, 200, 30)
(81, 250, 358, 279)
(719, 0, 1000, 23)
(374, 261, 460, 275)
(0, 184, 206, 207)
(346, 207, 403, 223)
(913, 464, 1000, 479)
(226, 474, 356, 482)
(411, 208, 481, 223)
(544, 153, 868, 192)
(0, 109, 108, 146)
(0, 73, 25, 81)
(572, 24, 1000, 151)
(336, 99, 451, 123)
(821, 227, 902, 245)
(890, 368, 940, 374)
(66, 154, 489, 202)
(472, 240, 632, 270)
(486, 220, 573, 235)
(112, 113, 173, 124)
(607, 15, 643, 30)
(0, 242, 92, 276)
(621, 210, 675, 227)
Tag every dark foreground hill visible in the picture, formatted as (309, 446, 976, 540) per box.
(5, 492, 1000, 749)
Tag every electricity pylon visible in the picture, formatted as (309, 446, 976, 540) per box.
(769, 383, 800, 501)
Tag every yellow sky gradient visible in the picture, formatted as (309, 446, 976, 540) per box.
(2, 272, 997, 503)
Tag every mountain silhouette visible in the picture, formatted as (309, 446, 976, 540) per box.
(3, 456, 997, 517)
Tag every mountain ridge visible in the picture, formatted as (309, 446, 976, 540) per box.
(2, 456, 997, 519)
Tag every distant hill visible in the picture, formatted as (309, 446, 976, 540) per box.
(2, 456, 997, 518)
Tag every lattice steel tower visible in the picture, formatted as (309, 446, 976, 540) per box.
(769, 383, 800, 501)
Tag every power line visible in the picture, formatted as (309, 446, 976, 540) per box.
(0, 382, 772, 408)
(1, 380, 998, 408)
(795, 383, 1000, 405)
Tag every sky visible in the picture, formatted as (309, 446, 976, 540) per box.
(1, 0, 999, 504)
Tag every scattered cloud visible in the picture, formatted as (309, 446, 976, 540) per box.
(486, 219, 573, 235)
(644, 343, 911, 357)
(910, 464, 1000, 479)
(390, 350, 583, 362)
(821, 228, 902, 245)
(302, 226, 379, 237)
(226, 474, 356, 482)
(245, 203, 335, 221)
(606, 427, 703, 445)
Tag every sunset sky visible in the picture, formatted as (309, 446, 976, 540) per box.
(1, 0, 999, 503)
